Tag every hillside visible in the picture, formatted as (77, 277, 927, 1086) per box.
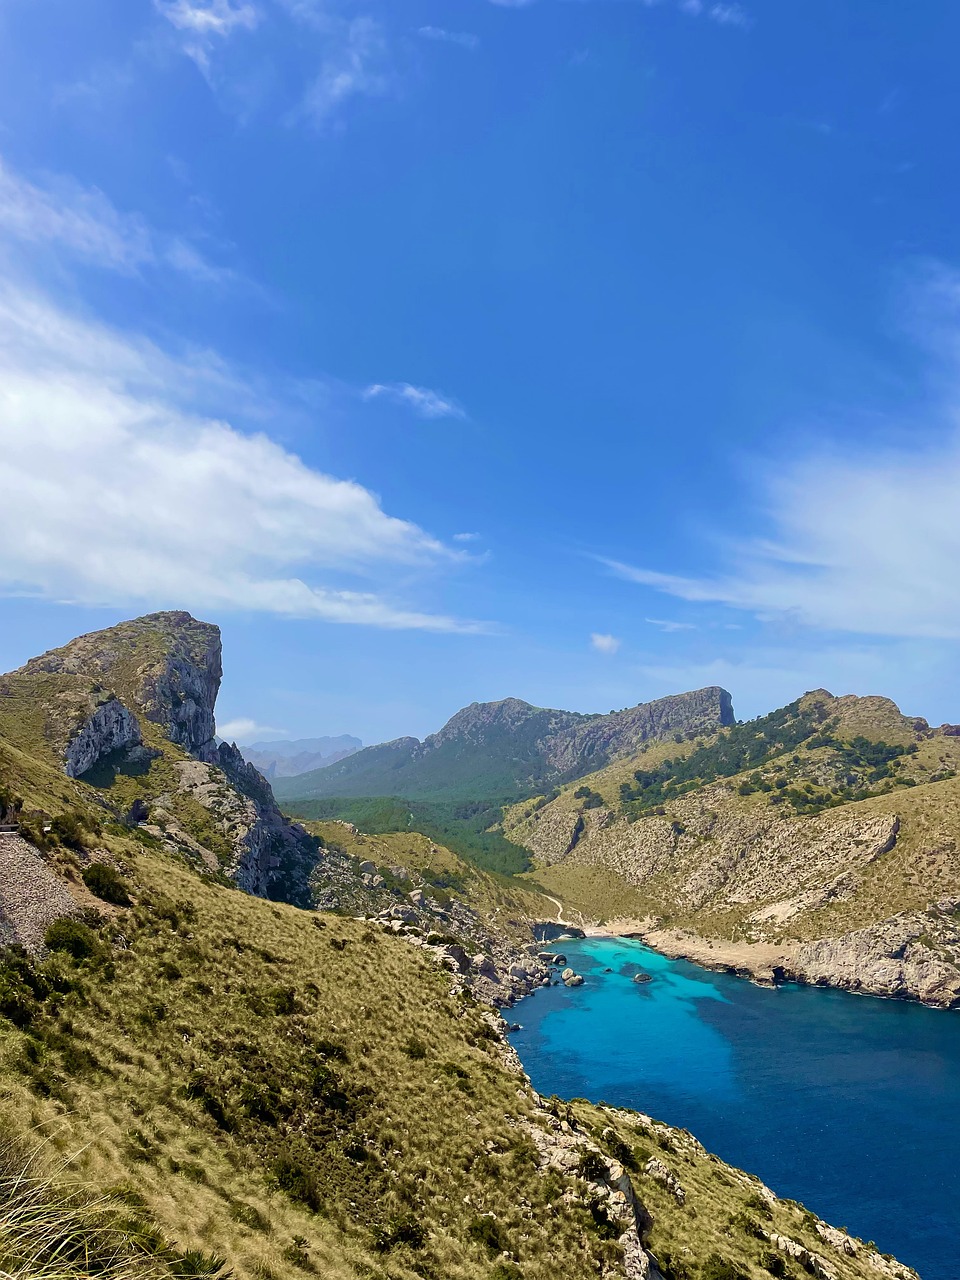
(504, 690, 960, 1007)
(0, 613, 919, 1280)
(276, 688, 735, 804)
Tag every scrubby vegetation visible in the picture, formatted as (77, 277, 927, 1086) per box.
(286, 795, 532, 875)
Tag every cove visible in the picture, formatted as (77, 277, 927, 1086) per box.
(509, 937, 960, 1280)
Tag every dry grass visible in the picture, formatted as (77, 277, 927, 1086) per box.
(0, 849, 616, 1280)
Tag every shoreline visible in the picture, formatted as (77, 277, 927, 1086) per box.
(583, 918, 794, 989)
(536, 914, 960, 1011)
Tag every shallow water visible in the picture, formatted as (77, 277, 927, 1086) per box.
(509, 937, 960, 1279)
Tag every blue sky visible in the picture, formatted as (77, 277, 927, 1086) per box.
(2, 0, 960, 746)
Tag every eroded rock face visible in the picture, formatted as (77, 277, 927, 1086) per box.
(64, 696, 141, 778)
(794, 910, 960, 1008)
(20, 611, 222, 762)
(4, 612, 320, 907)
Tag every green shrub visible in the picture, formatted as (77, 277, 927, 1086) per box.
(468, 1214, 507, 1256)
(403, 1036, 428, 1060)
(44, 918, 101, 961)
(373, 1212, 427, 1252)
(577, 1149, 607, 1181)
(700, 1255, 748, 1280)
(50, 812, 89, 850)
(82, 862, 131, 906)
(761, 1255, 788, 1278)
(0, 950, 48, 1028)
(490, 1264, 522, 1280)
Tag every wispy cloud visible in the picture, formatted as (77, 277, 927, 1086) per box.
(678, 0, 751, 25)
(298, 17, 392, 127)
(155, 0, 260, 74)
(591, 633, 622, 655)
(156, 0, 259, 35)
(0, 279, 481, 632)
(363, 382, 466, 420)
(707, 3, 750, 28)
(0, 155, 234, 283)
(604, 265, 960, 643)
(418, 26, 480, 50)
(488, 0, 750, 22)
(453, 532, 481, 543)
(646, 617, 697, 633)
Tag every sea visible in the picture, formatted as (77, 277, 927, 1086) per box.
(509, 936, 960, 1280)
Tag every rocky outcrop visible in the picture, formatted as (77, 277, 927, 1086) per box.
(18, 611, 222, 762)
(794, 908, 960, 1008)
(2, 612, 320, 908)
(64, 696, 141, 778)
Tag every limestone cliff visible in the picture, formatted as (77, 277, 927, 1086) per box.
(0, 612, 318, 905)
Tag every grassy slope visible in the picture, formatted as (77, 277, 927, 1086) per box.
(303, 819, 554, 924)
(0, 838, 916, 1280)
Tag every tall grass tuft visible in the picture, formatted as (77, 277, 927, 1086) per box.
(0, 1133, 228, 1280)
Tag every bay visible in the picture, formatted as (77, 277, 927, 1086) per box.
(509, 937, 960, 1279)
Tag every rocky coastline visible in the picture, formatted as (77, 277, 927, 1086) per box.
(562, 912, 960, 1010)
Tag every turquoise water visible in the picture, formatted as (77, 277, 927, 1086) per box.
(509, 938, 960, 1280)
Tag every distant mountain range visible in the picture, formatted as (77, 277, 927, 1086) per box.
(241, 735, 362, 779)
(273, 687, 734, 803)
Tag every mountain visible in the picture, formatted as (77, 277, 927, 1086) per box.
(504, 689, 960, 1008)
(0, 610, 319, 904)
(0, 613, 917, 1280)
(240, 736, 362, 779)
(275, 687, 735, 804)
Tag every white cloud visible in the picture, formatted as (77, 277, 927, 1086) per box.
(218, 717, 289, 743)
(590, 633, 622, 655)
(646, 617, 697, 633)
(298, 17, 391, 127)
(652, 0, 752, 26)
(418, 27, 480, 50)
(0, 155, 232, 283)
(156, 0, 259, 35)
(155, 0, 260, 76)
(707, 3, 750, 27)
(0, 280, 482, 633)
(605, 429, 960, 641)
(453, 532, 481, 542)
(363, 382, 465, 420)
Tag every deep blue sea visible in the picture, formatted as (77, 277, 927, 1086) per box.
(509, 937, 960, 1280)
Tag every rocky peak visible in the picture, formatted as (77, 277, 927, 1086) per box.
(20, 611, 223, 763)
(429, 698, 577, 749)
